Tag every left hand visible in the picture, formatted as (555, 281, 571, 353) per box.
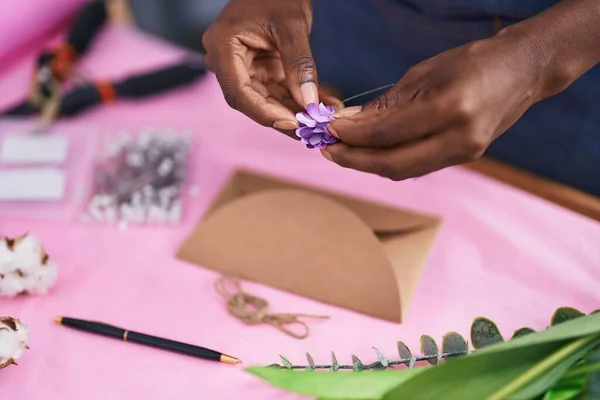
(322, 32, 545, 181)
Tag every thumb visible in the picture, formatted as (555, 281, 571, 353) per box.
(275, 26, 319, 109)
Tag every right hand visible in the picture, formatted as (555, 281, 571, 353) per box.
(203, 0, 339, 132)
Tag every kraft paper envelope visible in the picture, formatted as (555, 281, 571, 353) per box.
(176, 170, 441, 322)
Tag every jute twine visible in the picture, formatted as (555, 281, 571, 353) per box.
(215, 276, 329, 339)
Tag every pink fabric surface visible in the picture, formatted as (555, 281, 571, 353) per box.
(0, 0, 88, 69)
(1, 26, 600, 400)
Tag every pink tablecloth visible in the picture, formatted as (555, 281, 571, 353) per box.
(1, 25, 599, 400)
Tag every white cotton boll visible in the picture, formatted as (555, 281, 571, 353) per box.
(22, 262, 58, 295)
(10, 235, 44, 274)
(0, 274, 26, 297)
(0, 317, 29, 369)
(0, 241, 14, 274)
(0, 234, 58, 297)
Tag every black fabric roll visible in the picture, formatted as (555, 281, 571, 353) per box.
(114, 62, 206, 98)
(67, 0, 107, 55)
(60, 85, 102, 116)
(2, 101, 37, 116)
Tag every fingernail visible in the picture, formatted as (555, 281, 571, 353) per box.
(332, 106, 362, 118)
(326, 124, 339, 139)
(273, 120, 299, 130)
(320, 149, 333, 162)
(300, 82, 318, 106)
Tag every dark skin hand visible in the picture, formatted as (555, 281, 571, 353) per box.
(204, 0, 600, 180)
(324, 0, 600, 180)
(202, 0, 343, 138)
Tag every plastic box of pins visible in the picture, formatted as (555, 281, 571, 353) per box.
(81, 127, 196, 227)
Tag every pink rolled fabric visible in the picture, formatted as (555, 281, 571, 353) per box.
(0, 0, 88, 68)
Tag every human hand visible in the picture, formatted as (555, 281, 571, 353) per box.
(322, 34, 546, 181)
(203, 0, 341, 133)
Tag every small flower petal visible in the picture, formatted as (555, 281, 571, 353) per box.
(305, 103, 321, 120)
(296, 112, 316, 128)
(309, 134, 323, 146)
(296, 127, 314, 139)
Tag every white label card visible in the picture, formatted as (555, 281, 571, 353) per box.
(0, 135, 69, 164)
(0, 168, 66, 201)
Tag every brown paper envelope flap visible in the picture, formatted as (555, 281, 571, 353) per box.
(380, 225, 440, 315)
(205, 169, 439, 233)
(177, 188, 403, 321)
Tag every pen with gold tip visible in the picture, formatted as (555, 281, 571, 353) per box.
(54, 317, 241, 364)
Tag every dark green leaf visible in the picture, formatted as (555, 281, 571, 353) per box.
(247, 367, 425, 400)
(586, 350, 600, 398)
(508, 337, 598, 399)
(543, 386, 584, 400)
(591, 310, 600, 315)
(512, 328, 536, 339)
(471, 317, 504, 349)
(420, 335, 440, 365)
(441, 332, 468, 359)
(551, 307, 585, 326)
(384, 313, 600, 400)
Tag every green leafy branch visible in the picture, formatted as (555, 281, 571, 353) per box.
(270, 332, 469, 372)
(247, 307, 600, 400)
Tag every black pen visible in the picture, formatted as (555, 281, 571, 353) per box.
(54, 317, 241, 364)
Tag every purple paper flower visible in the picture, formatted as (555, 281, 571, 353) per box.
(295, 103, 339, 149)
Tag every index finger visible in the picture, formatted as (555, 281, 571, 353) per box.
(211, 40, 298, 127)
(327, 100, 452, 148)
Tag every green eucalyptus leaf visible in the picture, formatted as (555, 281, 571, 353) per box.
(551, 307, 585, 326)
(383, 313, 600, 400)
(512, 328, 536, 339)
(331, 352, 340, 372)
(396, 341, 414, 367)
(279, 354, 293, 369)
(471, 317, 504, 349)
(247, 367, 424, 400)
(420, 335, 440, 365)
(351, 355, 364, 372)
(307, 353, 316, 371)
(373, 348, 389, 368)
(441, 332, 468, 359)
